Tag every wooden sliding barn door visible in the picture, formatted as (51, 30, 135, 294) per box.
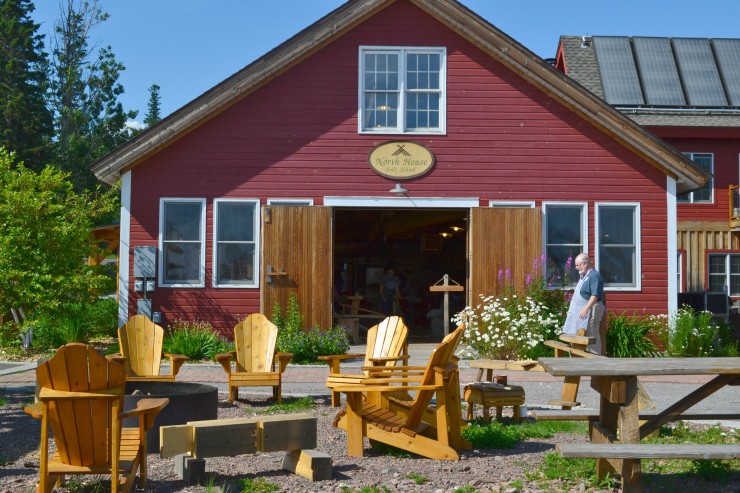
(261, 206, 332, 329)
(469, 208, 542, 303)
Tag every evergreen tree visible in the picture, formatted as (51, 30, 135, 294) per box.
(144, 83, 161, 127)
(0, 0, 53, 171)
(48, 0, 137, 191)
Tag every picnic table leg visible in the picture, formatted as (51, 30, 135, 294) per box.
(618, 377, 641, 493)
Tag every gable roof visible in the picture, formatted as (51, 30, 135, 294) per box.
(558, 35, 740, 128)
(91, 0, 709, 193)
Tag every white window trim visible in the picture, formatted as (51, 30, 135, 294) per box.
(118, 171, 131, 326)
(213, 199, 260, 289)
(678, 152, 714, 204)
(267, 198, 314, 205)
(667, 176, 678, 313)
(159, 198, 206, 288)
(542, 202, 588, 288)
(358, 46, 447, 135)
(324, 196, 478, 208)
(595, 202, 642, 291)
(488, 201, 535, 208)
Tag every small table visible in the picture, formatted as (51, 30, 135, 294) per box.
(538, 357, 740, 492)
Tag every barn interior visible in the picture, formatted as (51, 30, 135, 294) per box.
(333, 208, 468, 340)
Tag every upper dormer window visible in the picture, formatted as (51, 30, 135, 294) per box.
(359, 47, 446, 134)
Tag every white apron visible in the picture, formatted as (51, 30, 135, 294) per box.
(562, 276, 589, 335)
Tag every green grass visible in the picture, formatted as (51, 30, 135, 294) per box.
(527, 421, 739, 491)
(406, 472, 429, 484)
(241, 477, 279, 493)
(0, 397, 6, 407)
(641, 422, 739, 482)
(252, 396, 316, 415)
(462, 418, 588, 448)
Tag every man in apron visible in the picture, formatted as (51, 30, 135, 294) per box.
(562, 253, 606, 354)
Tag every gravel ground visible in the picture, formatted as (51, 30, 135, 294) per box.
(1, 389, 738, 493)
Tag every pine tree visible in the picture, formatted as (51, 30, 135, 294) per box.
(144, 83, 161, 127)
(0, 0, 53, 171)
(48, 0, 137, 191)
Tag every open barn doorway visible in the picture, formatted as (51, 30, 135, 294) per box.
(333, 208, 468, 341)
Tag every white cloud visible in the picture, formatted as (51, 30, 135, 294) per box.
(125, 120, 146, 130)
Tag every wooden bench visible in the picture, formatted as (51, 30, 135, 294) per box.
(543, 333, 656, 412)
(464, 380, 526, 423)
(557, 443, 740, 460)
(533, 408, 740, 422)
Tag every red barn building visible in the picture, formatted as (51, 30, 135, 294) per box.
(93, 0, 707, 336)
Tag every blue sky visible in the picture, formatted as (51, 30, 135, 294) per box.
(30, 0, 740, 125)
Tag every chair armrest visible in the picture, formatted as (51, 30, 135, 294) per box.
(317, 353, 365, 374)
(39, 387, 123, 401)
(333, 383, 440, 394)
(215, 351, 236, 374)
(368, 355, 408, 364)
(276, 352, 293, 373)
(120, 397, 169, 431)
(106, 354, 127, 368)
(24, 402, 44, 419)
(363, 365, 425, 374)
(164, 353, 189, 376)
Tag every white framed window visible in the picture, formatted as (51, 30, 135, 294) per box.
(543, 202, 587, 286)
(213, 199, 260, 288)
(159, 198, 206, 287)
(596, 203, 641, 290)
(677, 153, 713, 203)
(707, 252, 740, 296)
(677, 250, 684, 293)
(267, 199, 314, 206)
(359, 46, 446, 134)
(488, 201, 535, 208)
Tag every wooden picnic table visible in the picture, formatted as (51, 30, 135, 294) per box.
(537, 357, 740, 493)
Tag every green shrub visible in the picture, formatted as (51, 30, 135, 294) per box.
(606, 312, 661, 357)
(163, 319, 233, 361)
(27, 298, 119, 350)
(668, 306, 738, 357)
(274, 293, 350, 364)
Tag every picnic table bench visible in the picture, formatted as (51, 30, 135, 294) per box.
(538, 356, 740, 493)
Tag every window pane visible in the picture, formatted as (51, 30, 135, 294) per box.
(709, 255, 726, 274)
(164, 203, 201, 241)
(600, 247, 636, 285)
(218, 203, 255, 242)
(217, 243, 255, 284)
(545, 246, 580, 286)
(599, 207, 634, 244)
(547, 206, 582, 244)
(163, 243, 200, 283)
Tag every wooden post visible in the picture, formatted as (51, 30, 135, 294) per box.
(429, 275, 464, 336)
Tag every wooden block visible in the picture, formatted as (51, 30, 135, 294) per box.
(175, 454, 206, 485)
(193, 421, 258, 458)
(282, 449, 333, 481)
(260, 414, 317, 452)
(160, 424, 194, 458)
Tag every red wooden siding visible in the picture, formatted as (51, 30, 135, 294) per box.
(127, 0, 671, 330)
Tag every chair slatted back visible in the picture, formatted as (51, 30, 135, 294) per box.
(118, 315, 164, 377)
(404, 324, 466, 429)
(364, 316, 409, 370)
(35, 343, 126, 467)
(235, 314, 278, 373)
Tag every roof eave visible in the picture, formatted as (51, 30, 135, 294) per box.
(92, 0, 707, 193)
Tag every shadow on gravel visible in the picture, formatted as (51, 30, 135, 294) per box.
(0, 389, 40, 463)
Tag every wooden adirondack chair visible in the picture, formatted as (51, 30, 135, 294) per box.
(24, 343, 168, 493)
(330, 324, 466, 460)
(215, 313, 293, 403)
(320, 315, 410, 406)
(109, 315, 188, 381)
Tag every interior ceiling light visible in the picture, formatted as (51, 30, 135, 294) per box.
(439, 232, 452, 238)
(389, 183, 408, 195)
(450, 226, 464, 232)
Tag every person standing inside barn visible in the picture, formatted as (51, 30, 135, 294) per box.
(379, 267, 402, 316)
(562, 253, 607, 354)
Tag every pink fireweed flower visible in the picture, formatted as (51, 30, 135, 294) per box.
(498, 269, 504, 282)
(526, 274, 532, 286)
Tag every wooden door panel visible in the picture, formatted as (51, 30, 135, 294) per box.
(469, 208, 542, 303)
(261, 206, 332, 329)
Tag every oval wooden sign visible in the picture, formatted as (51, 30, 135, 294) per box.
(368, 141, 435, 179)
